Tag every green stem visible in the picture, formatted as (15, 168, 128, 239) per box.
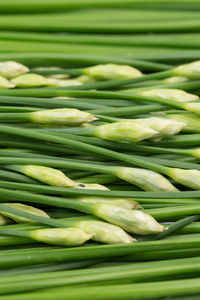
(0, 125, 170, 174)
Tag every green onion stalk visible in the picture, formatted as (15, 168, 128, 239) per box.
(0, 256, 200, 296)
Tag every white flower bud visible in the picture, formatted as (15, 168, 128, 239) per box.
(0, 203, 50, 223)
(84, 64, 143, 81)
(94, 120, 157, 142)
(115, 167, 178, 192)
(136, 117, 185, 140)
(78, 196, 141, 210)
(0, 61, 29, 78)
(139, 88, 198, 102)
(94, 204, 164, 235)
(0, 76, 15, 89)
(76, 220, 134, 244)
(50, 79, 82, 87)
(30, 228, 93, 246)
(30, 108, 97, 125)
(163, 76, 188, 84)
(0, 214, 12, 225)
(18, 165, 75, 187)
(11, 73, 49, 87)
(174, 61, 200, 79)
(75, 183, 109, 190)
(182, 102, 200, 115)
(169, 168, 200, 190)
(167, 112, 200, 133)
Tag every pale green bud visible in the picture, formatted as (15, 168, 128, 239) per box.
(0, 203, 50, 223)
(75, 220, 134, 244)
(136, 117, 185, 140)
(169, 168, 200, 190)
(77, 75, 95, 83)
(10, 73, 49, 87)
(191, 148, 200, 159)
(78, 196, 141, 210)
(0, 214, 12, 225)
(182, 102, 200, 115)
(94, 120, 157, 142)
(139, 88, 198, 102)
(84, 64, 143, 81)
(18, 165, 75, 187)
(163, 76, 188, 84)
(47, 74, 70, 80)
(174, 61, 200, 79)
(0, 61, 29, 78)
(94, 204, 164, 235)
(75, 183, 109, 190)
(167, 112, 200, 133)
(30, 108, 97, 125)
(115, 167, 178, 192)
(50, 79, 82, 87)
(0, 76, 15, 89)
(30, 228, 93, 246)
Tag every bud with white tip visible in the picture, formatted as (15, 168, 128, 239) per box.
(169, 168, 200, 190)
(78, 196, 141, 210)
(84, 64, 143, 81)
(0, 61, 29, 78)
(50, 79, 82, 87)
(30, 108, 97, 125)
(139, 88, 199, 102)
(163, 76, 188, 84)
(173, 61, 200, 79)
(16, 165, 75, 187)
(0, 203, 50, 223)
(0, 76, 15, 89)
(11, 73, 49, 87)
(75, 220, 134, 244)
(167, 112, 200, 133)
(30, 227, 93, 246)
(0, 214, 12, 225)
(93, 204, 164, 235)
(136, 117, 185, 140)
(182, 102, 200, 116)
(94, 120, 158, 142)
(75, 183, 109, 190)
(115, 167, 178, 192)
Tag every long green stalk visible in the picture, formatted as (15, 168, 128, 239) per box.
(0, 256, 200, 295)
(2, 276, 200, 300)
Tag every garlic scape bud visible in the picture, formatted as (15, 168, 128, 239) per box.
(0, 76, 15, 89)
(163, 76, 188, 84)
(0, 214, 12, 225)
(168, 168, 200, 190)
(182, 102, 200, 116)
(0, 203, 50, 223)
(138, 88, 199, 102)
(167, 112, 200, 133)
(10, 73, 49, 87)
(49, 78, 82, 87)
(173, 60, 200, 79)
(30, 108, 97, 125)
(93, 204, 164, 235)
(74, 220, 134, 244)
(14, 165, 75, 187)
(78, 196, 141, 210)
(114, 167, 178, 192)
(94, 120, 157, 142)
(75, 183, 109, 190)
(0, 61, 29, 78)
(84, 64, 143, 81)
(136, 117, 185, 140)
(30, 228, 93, 246)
